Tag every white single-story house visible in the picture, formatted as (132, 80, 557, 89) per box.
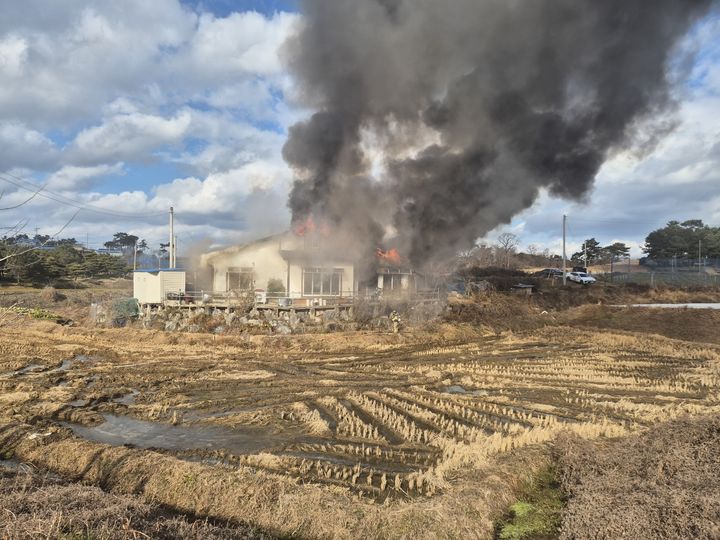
(200, 232, 357, 303)
(200, 231, 422, 303)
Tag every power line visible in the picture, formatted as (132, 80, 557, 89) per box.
(0, 182, 45, 210)
(0, 171, 168, 219)
(567, 216, 670, 227)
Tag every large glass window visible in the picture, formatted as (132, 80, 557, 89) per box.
(227, 267, 254, 291)
(302, 267, 343, 296)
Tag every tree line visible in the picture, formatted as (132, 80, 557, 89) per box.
(456, 218, 718, 272)
(0, 231, 169, 285)
(642, 220, 720, 260)
(0, 239, 127, 284)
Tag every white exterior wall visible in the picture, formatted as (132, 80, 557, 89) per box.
(133, 271, 186, 304)
(203, 233, 356, 298)
(208, 238, 289, 293)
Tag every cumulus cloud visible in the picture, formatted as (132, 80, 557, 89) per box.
(184, 11, 298, 77)
(46, 163, 125, 191)
(0, 34, 28, 76)
(0, 122, 58, 171)
(68, 111, 193, 165)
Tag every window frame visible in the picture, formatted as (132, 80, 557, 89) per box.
(302, 267, 344, 296)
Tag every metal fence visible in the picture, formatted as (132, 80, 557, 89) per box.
(163, 288, 444, 308)
(596, 272, 719, 288)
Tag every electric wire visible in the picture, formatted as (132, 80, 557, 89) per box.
(0, 210, 80, 263)
(0, 171, 168, 219)
(0, 182, 46, 211)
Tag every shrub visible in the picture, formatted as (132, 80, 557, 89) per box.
(267, 278, 286, 295)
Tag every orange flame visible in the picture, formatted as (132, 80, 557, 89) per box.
(293, 215, 317, 236)
(376, 248, 402, 266)
(293, 215, 331, 237)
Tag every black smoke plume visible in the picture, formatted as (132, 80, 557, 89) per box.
(282, 0, 716, 265)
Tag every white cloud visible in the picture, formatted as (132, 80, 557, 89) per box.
(0, 122, 58, 170)
(185, 11, 298, 78)
(151, 159, 291, 214)
(0, 34, 28, 76)
(69, 111, 193, 164)
(46, 163, 124, 191)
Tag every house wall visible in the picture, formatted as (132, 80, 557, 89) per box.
(209, 239, 289, 293)
(203, 234, 356, 298)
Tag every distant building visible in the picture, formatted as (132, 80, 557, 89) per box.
(95, 247, 124, 257)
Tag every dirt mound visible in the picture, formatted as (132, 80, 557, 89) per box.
(444, 293, 544, 332)
(0, 463, 270, 539)
(556, 415, 720, 540)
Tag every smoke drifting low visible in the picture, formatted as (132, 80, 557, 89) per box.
(282, 0, 716, 265)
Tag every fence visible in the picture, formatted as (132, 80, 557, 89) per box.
(595, 272, 719, 288)
(162, 288, 444, 309)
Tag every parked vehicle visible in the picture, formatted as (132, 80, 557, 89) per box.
(567, 271, 596, 285)
(533, 268, 564, 278)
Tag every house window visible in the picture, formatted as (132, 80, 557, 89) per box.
(227, 267, 254, 291)
(302, 267, 343, 296)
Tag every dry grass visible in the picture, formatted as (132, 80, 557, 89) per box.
(562, 304, 720, 344)
(556, 414, 720, 540)
(0, 462, 269, 539)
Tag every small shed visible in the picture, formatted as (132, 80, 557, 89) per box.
(511, 283, 536, 296)
(133, 269, 186, 305)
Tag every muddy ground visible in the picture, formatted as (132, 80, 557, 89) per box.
(1, 283, 720, 538)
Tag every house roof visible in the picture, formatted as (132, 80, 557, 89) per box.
(200, 232, 288, 264)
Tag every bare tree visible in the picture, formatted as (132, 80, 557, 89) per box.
(496, 233, 520, 269)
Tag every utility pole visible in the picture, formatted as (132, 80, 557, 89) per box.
(133, 240, 138, 271)
(699, 238, 702, 274)
(169, 207, 175, 269)
(562, 214, 567, 286)
(584, 241, 587, 270)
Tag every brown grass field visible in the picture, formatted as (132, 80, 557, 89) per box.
(1, 285, 719, 539)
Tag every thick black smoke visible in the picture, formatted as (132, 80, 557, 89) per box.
(282, 0, 716, 265)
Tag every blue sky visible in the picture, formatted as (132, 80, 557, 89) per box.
(0, 1, 718, 257)
(184, 0, 298, 17)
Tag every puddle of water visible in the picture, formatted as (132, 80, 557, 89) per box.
(48, 355, 93, 374)
(0, 458, 21, 470)
(68, 399, 89, 407)
(114, 390, 139, 406)
(7, 363, 44, 377)
(64, 414, 289, 455)
(443, 385, 488, 397)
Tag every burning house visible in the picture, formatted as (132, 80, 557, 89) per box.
(200, 219, 420, 305)
(375, 248, 421, 295)
(200, 230, 356, 306)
